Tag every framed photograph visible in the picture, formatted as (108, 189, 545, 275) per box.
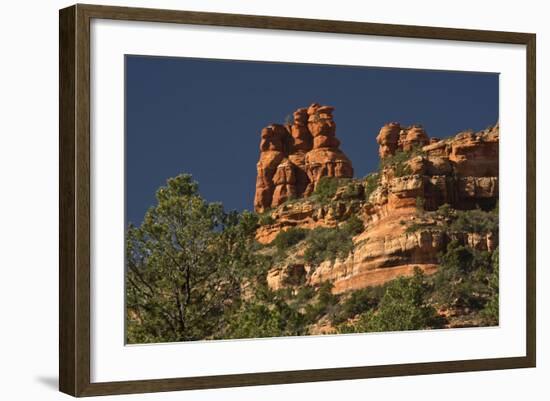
(59, 4, 536, 397)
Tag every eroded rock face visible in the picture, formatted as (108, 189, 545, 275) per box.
(253, 104, 353, 212)
(449, 125, 499, 177)
(254, 126, 288, 212)
(267, 263, 307, 291)
(258, 121, 499, 294)
(374, 123, 499, 212)
(376, 122, 401, 158)
(376, 123, 430, 158)
(308, 218, 495, 294)
(400, 125, 430, 151)
(255, 198, 363, 244)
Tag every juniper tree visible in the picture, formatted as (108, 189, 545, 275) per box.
(126, 174, 261, 343)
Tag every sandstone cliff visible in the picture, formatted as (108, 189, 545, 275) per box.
(255, 118, 499, 296)
(254, 104, 353, 212)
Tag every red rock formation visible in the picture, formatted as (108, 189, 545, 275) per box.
(253, 125, 287, 212)
(400, 125, 430, 151)
(304, 103, 353, 196)
(258, 122, 499, 294)
(254, 104, 353, 212)
(375, 123, 499, 211)
(448, 125, 499, 177)
(376, 123, 430, 158)
(376, 122, 401, 158)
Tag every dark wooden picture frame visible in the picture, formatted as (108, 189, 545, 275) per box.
(59, 3, 536, 397)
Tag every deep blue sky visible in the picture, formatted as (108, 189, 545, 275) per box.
(126, 55, 498, 225)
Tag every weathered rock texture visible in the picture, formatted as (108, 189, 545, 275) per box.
(258, 122, 499, 294)
(254, 104, 353, 212)
(376, 122, 431, 157)
(374, 122, 499, 211)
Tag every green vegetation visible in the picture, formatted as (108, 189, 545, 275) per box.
(481, 249, 499, 325)
(127, 171, 498, 343)
(312, 176, 349, 203)
(273, 227, 308, 253)
(258, 213, 275, 226)
(434, 241, 498, 315)
(313, 176, 339, 202)
(448, 208, 498, 234)
(415, 196, 425, 212)
(405, 203, 498, 236)
(224, 300, 307, 339)
(303, 227, 354, 265)
(269, 216, 363, 265)
(331, 286, 385, 325)
(226, 281, 339, 338)
(404, 222, 425, 234)
(126, 174, 364, 343)
(126, 174, 268, 343)
(335, 201, 499, 332)
(303, 282, 338, 323)
(379, 149, 411, 170)
(378, 146, 426, 177)
(437, 203, 452, 218)
(364, 173, 379, 201)
(341, 182, 364, 201)
(379, 150, 412, 177)
(343, 215, 364, 235)
(394, 161, 413, 177)
(339, 269, 441, 333)
(399, 203, 499, 326)
(293, 285, 316, 305)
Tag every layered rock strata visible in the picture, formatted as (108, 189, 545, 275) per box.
(254, 104, 353, 212)
(375, 122, 499, 210)
(259, 122, 499, 294)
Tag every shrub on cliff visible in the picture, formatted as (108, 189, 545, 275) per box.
(394, 161, 413, 177)
(448, 208, 498, 235)
(304, 281, 338, 323)
(437, 203, 452, 218)
(303, 227, 354, 265)
(301, 217, 362, 266)
(258, 212, 275, 226)
(363, 173, 379, 201)
(293, 286, 316, 305)
(273, 227, 308, 252)
(331, 285, 385, 324)
(379, 150, 409, 170)
(342, 215, 364, 236)
(341, 182, 364, 200)
(379, 150, 413, 177)
(404, 222, 425, 234)
(313, 177, 346, 203)
(433, 240, 495, 310)
(379, 146, 426, 178)
(339, 268, 440, 333)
